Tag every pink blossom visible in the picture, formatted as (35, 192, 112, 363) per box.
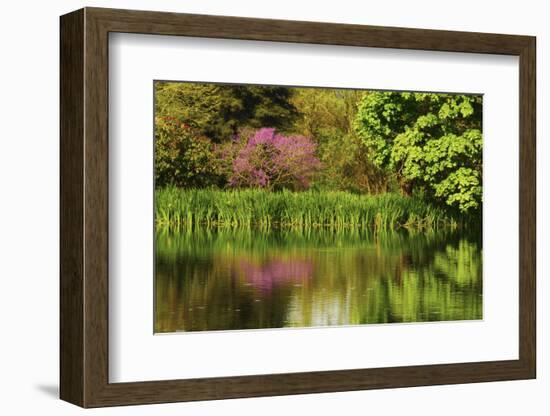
(228, 128, 320, 190)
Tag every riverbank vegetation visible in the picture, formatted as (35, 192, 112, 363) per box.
(155, 187, 459, 230)
(154, 82, 483, 230)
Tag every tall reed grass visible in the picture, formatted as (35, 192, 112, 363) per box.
(155, 187, 460, 231)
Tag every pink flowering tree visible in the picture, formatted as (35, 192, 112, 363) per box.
(228, 128, 320, 190)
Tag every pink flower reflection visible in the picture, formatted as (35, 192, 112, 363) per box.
(237, 259, 313, 292)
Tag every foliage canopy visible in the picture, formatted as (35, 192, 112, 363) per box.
(354, 92, 482, 213)
(154, 115, 223, 188)
(155, 82, 298, 142)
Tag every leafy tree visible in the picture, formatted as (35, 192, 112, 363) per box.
(291, 88, 361, 139)
(154, 115, 222, 188)
(227, 128, 320, 191)
(155, 82, 298, 142)
(316, 133, 389, 194)
(354, 92, 482, 213)
(291, 88, 388, 193)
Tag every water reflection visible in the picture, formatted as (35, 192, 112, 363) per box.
(238, 259, 313, 292)
(155, 228, 482, 332)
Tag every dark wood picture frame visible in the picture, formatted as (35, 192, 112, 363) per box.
(60, 7, 536, 408)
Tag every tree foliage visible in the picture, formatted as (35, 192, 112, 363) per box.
(154, 115, 222, 188)
(291, 88, 361, 139)
(354, 92, 482, 213)
(291, 88, 387, 193)
(155, 82, 298, 142)
(317, 133, 389, 194)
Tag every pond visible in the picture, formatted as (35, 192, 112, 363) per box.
(154, 228, 482, 333)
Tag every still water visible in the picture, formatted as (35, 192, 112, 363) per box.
(155, 228, 482, 333)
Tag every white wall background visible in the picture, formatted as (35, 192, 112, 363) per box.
(0, 0, 545, 414)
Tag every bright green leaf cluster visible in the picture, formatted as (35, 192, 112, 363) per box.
(355, 92, 482, 213)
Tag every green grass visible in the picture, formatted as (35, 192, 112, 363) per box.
(155, 187, 460, 230)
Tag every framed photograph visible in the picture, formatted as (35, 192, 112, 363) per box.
(60, 7, 536, 408)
